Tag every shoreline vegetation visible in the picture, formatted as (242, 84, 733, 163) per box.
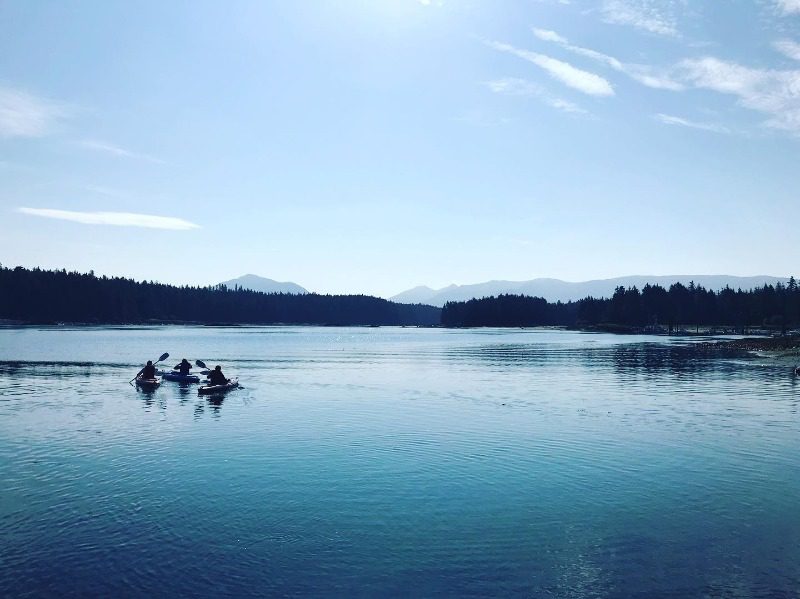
(2, 266, 799, 354)
(0, 265, 440, 327)
(441, 283, 800, 333)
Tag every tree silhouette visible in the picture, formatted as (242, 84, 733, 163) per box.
(442, 280, 800, 332)
(0, 265, 440, 326)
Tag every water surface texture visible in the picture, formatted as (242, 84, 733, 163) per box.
(1, 327, 799, 597)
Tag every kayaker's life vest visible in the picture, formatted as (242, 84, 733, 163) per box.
(208, 370, 228, 385)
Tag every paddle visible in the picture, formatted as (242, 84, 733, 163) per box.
(196, 360, 213, 379)
(130, 352, 170, 384)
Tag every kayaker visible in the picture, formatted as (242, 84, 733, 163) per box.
(207, 365, 229, 386)
(141, 360, 156, 379)
(174, 358, 192, 376)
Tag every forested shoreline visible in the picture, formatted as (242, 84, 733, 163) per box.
(442, 280, 800, 333)
(0, 265, 440, 326)
(3, 265, 799, 333)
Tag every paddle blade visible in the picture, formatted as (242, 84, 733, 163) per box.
(195, 359, 207, 369)
(158, 352, 169, 362)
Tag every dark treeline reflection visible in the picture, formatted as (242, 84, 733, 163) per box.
(607, 344, 726, 376)
(442, 279, 800, 332)
(0, 265, 440, 326)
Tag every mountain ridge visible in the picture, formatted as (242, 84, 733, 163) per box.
(391, 275, 789, 306)
(220, 274, 308, 295)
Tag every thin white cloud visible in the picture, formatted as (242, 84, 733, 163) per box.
(774, 39, 800, 61)
(531, 29, 570, 45)
(78, 139, 165, 164)
(678, 56, 800, 134)
(18, 207, 199, 230)
(532, 28, 622, 70)
(601, 0, 679, 37)
(655, 113, 730, 134)
(485, 79, 539, 95)
(484, 78, 587, 113)
(776, 0, 800, 14)
(531, 27, 683, 90)
(624, 65, 685, 90)
(487, 41, 614, 96)
(549, 98, 586, 113)
(0, 86, 66, 138)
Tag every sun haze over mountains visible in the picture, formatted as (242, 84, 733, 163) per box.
(220, 274, 308, 295)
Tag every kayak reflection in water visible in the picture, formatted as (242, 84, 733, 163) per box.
(140, 360, 156, 379)
(207, 365, 230, 386)
(173, 358, 192, 376)
(206, 394, 225, 414)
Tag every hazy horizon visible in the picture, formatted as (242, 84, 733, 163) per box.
(2, 1, 800, 297)
(1, 263, 790, 302)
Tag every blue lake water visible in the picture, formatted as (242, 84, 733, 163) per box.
(1, 326, 799, 597)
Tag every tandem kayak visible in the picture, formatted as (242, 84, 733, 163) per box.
(135, 376, 161, 390)
(198, 378, 239, 395)
(158, 370, 201, 383)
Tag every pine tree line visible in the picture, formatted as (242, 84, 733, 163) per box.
(0, 265, 440, 326)
(439, 294, 577, 327)
(441, 280, 800, 332)
(4, 265, 797, 331)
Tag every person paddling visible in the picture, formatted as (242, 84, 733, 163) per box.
(129, 352, 169, 385)
(174, 358, 192, 376)
(207, 365, 229, 386)
(140, 360, 156, 379)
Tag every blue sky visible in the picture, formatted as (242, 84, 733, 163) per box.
(1, 0, 799, 297)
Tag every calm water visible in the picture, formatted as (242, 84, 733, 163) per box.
(1, 326, 799, 598)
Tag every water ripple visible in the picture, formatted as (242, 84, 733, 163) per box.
(1, 327, 799, 597)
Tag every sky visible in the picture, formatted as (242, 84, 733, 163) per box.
(1, 0, 799, 298)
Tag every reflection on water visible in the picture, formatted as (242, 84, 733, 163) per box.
(0, 326, 799, 597)
(205, 395, 225, 416)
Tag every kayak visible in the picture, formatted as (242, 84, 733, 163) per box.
(158, 370, 201, 383)
(135, 376, 161, 390)
(198, 377, 239, 395)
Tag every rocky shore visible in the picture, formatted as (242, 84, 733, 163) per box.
(696, 334, 800, 354)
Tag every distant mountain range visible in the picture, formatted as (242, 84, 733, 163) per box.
(391, 275, 789, 306)
(220, 274, 308, 295)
